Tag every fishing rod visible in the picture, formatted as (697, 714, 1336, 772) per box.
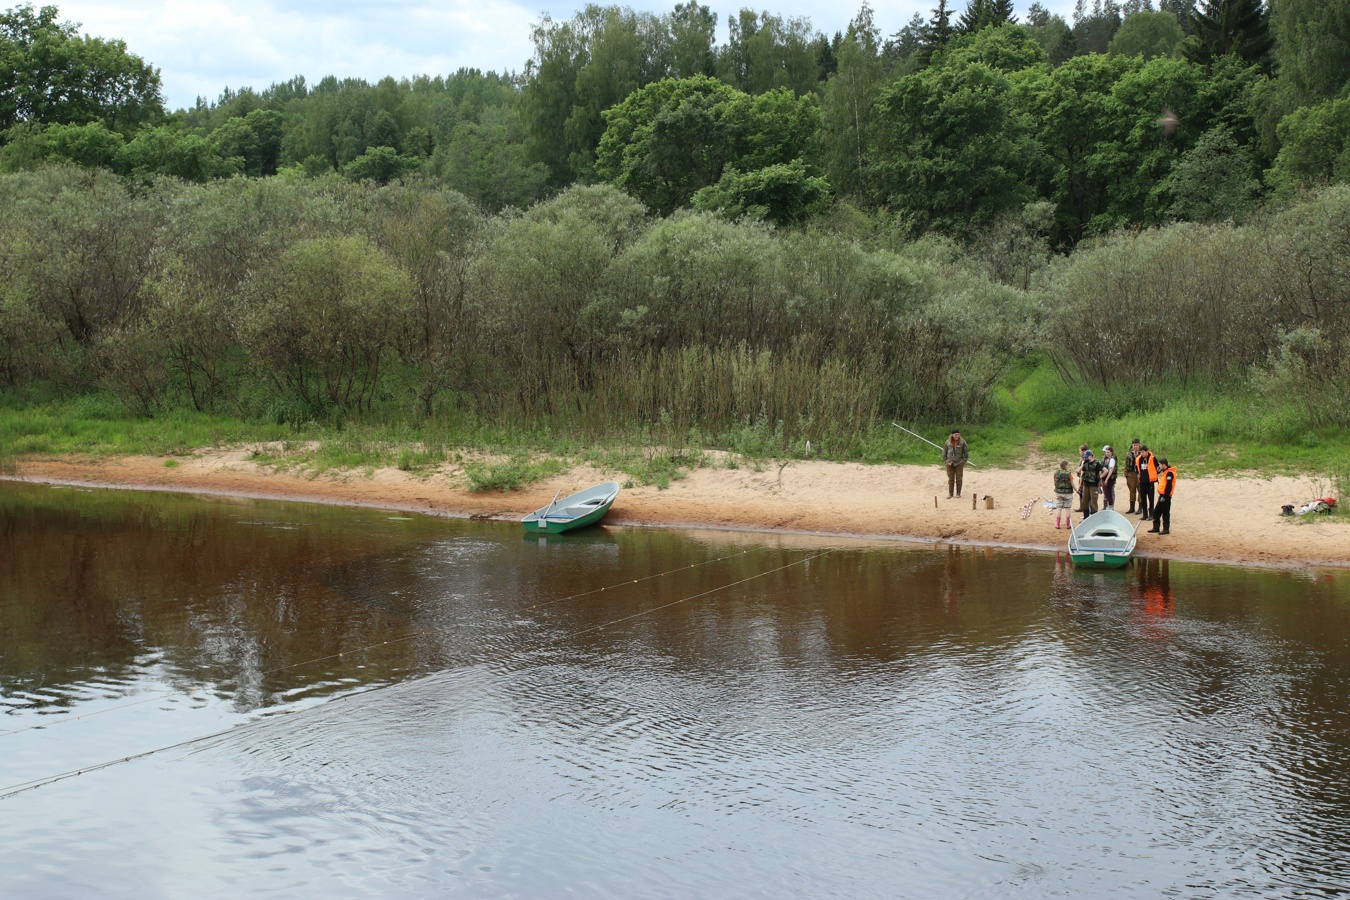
(891, 422, 977, 467)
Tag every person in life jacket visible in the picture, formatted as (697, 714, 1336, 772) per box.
(1136, 444, 1157, 521)
(1148, 458, 1177, 535)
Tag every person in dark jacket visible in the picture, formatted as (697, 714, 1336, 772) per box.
(942, 430, 969, 498)
(1136, 444, 1157, 521)
(1076, 450, 1103, 516)
(1124, 439, 1142, 514)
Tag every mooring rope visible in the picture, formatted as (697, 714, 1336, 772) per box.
(0, 546, 831, 800)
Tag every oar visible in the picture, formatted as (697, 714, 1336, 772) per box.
(541, 488, 562, 519)
(891, 422, 977, 467)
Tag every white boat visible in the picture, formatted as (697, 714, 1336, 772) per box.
(522, 482, 620, 534)
(1068, 509, 1140, 568)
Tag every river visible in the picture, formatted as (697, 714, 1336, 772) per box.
(2, 481, 1348, 896)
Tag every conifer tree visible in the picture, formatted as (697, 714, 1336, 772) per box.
(957, 0, 1017, 34)
(1182, 0, 1272, 68)
(917, 0, 954, 65)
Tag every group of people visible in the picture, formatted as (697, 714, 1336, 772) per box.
(939, 429, 1178, 535)
(1051, 439, 1177, 534)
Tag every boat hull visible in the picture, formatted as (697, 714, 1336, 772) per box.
(1067, 509, 1138, 569)
(521, 481, 621, 534)
(521, 502, 613, 534)
(1069, 550, 1133, 569)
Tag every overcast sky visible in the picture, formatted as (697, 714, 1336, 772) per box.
(53, 1, 1082, 110)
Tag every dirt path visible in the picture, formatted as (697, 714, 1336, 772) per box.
(8, 450, 1348, 568)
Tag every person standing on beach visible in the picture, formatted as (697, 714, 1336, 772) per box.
(1137, 444, 1157, 521)
(943, 430, 969, 498)
(1149, 458, 1176, 534)
(1124, 439, 1142, 514)
(1077, 449, 1103, 516)
(1101, 445, 1118, 509)
(1053, 460, 1075, 529)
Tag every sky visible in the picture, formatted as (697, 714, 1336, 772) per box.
(52, 1, 1083, 111)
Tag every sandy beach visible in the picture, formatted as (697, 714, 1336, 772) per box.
(8, 449, 1348, 568)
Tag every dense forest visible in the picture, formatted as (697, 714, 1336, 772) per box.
(1, 0, 1348, 458)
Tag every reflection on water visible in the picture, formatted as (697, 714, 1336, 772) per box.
(2, 480, 1350, 896)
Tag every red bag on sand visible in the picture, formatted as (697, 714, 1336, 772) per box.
(1317, 497, 1337, 508)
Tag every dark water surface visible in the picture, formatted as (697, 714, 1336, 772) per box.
(3, 480, 1350, 897)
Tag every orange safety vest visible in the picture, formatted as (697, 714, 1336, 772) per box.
(1157, 466, 1177, 497)
(1140, 450, 1157, 483)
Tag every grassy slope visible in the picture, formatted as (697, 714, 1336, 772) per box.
(1, 359, 1345, 490)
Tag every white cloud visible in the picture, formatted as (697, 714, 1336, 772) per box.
(57, 0, 538, 108)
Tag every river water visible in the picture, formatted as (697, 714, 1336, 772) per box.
(2, 480, 1349, 897)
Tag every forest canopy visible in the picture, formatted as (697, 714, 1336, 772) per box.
(2, 1, 1349, 456)
(1, 0, 1346, 239)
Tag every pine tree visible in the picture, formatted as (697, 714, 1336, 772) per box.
(1183, 0, 1272, 68)
(957, 0, 1017, 33)
(958, 0, 992, 34)
(917, 0, 954, 64)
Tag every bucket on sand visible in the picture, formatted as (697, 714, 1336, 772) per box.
(984, 496, 994, 510)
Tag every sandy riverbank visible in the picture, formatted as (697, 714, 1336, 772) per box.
(8, 449, 1348, 568)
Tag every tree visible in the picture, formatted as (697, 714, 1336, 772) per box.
(1181, 0, 1272, 69)
(1267, 0, 1350, 107)
(1267, 99, 1350, 195)
(945, 23, 1047, 72)
(209, 109, 283, 176)
(45, 120, 122, 167)
(240, 236, 413, 415)
(873, 61, 1036, 232)
(519, 6, 672, 185)
(0, 4, 163, 132)
(668, 2, 718, 77)
(821, 5, 883, 200)
(116, 125, 237, 182)
(344, 145, 417, 184)
(595, 75, 819, 215)
(883, 13, 928, 72)
(434, 106, 549, 211)
(1109, 10, 1185, 58)
(957, 0, 1017, 34)
(1072, 0, 1124, 54)
(719, 9, 822, 96)
(366, 109, 400, 151)
(1167, 125, 1260, 220)
(369, 186, 484, 416)
(919, 0, 955, 64)
(691, 159, 831, 224)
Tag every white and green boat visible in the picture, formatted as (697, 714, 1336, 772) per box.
(1068, 509, 1139, 569)
(522, 482, 620, 534)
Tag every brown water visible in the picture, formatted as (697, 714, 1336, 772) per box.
(2, 480, 1349, 896)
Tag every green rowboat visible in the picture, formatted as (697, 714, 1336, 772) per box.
(522, 481, 620, 534)
(1068, 508, 1139, 569)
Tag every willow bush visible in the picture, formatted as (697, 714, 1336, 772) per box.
(0, 167, 1346, 446)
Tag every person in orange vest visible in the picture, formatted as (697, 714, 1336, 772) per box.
(1136, 444, 1157, 521)
(1148, 458, 1177, 534)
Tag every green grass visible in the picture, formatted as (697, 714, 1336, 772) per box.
(3, 370, 1348, 486)
(462, 455, 566, 492)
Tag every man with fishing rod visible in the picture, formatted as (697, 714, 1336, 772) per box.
(892, 423, 974, 498)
